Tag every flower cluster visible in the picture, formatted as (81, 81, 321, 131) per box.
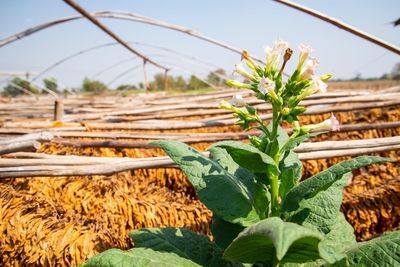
(221, 40, 339, 133)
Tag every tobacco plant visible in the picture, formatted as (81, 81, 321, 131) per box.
(82, 41, 399, 267)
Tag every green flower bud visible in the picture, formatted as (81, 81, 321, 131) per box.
(320, 74, 332, 82)
(282, 107, 291, 116)
(226, 79, 252, 89)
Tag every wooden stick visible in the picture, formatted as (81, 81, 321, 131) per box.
(299, 144, 400, 160)
(54, 99, 64, 121)
(0, 140, 41, 155)
(62, 0, 168, 70)
(274, 0, 400, 55)
(296, 136, 400, 153)
(0, 131, 53, 146)
(0, 143, 398, 178)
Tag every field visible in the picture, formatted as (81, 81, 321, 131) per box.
(0, 80, 399, 266)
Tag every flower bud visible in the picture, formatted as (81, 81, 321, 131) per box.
(226, 79, 252, 89)
(230, 94, 246, 107)
(282, 107, 291, 116)
(235, 63, 255, 81)
(320, 74, 332, 82)
(219, 100, 233, 110)
(241, 49, 259, 71)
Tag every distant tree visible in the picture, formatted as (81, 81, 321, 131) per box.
(187, 75, 208, 89)
(206, 68, 226, 86)
(138, 82, 144, 89)
(174, 76, 187, 90)
(116, 84, 137, 91)
(2, 77, 39, 97)
(351, 73, 362, 81)
(150, 73, 177, 90)
(43, 78, 59, 93)
(82, 78, 107, 94)
(150, 73, 166, 90)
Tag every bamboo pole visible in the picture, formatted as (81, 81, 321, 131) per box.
(62, 0, 168, 71)
(0, 132, 54, 146)
(299, 144, 400, 160)
(0, 11, 263, 65)
(274, 0, 400, 55)
(0, 141, 398, 178)
(54, 99, 64, 121)
(0, 140, 41, 155)
(296, 136, 400, 153)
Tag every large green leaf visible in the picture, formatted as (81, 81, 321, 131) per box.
(319, 213, 357, 264)
(128, 227, 237, 267)
(284, 172, 352, 234)
(152, 140, 259, 226)
(224, 217, 330, 265)
(210, 216, 245, 250)
(279, 150, 302, 200)
(211, 141, 279, 175)
(282, 156, 391, 234)
(81, 247, 200, 267)
(344, 231, 400, 266)
(209, 146, 269, 219)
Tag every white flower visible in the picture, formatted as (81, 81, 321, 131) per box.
(297, 43, 313, 70)
(258, 77, 275, 95)
(264, 45, 278, 70)
(230, 94, 246, 107)
(273, 40, 289, 54)
(303, 113, 340, 132)
(234, 63, 255, 80)
(309, 76, 327, 94)
(296, 76, 327, 102)
(264, 40, 289, 71)
(299, 57, 319, 80)
(318, 114, 340, 131)
(326, 114, 340, 131)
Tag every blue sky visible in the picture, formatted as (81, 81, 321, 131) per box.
(0, 0, 399, 89)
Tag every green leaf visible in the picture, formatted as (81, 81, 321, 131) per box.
(283, 132, 317, 152)
(344, 231, 400, 266)
(211, 141, 279, 175)
(152, 140, 260, 226)
(224, 217, 329, 265)
(319, 213, 357, 264)
(81, 247, 200, 267)
(282, 156, 391, 234)
(128, 227, 237, 267)
(279, 150, 302, 200)
(285, 172, 352, 235)
(211, 216, 245, 250)
(209, 146, 269, 219)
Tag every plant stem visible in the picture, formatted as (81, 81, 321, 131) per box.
(271, 106, 279, 140)
(270, 173, 280, 216)
(269, 105, 281, 217)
